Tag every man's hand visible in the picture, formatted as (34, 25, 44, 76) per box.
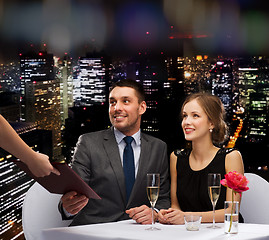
(126, 205, 156, 224)
(61, 191, 89, 215)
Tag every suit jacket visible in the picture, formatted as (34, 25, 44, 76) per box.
(62, 127, 170, 226)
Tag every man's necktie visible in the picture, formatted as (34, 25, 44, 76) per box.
(123, 136, 135, 202)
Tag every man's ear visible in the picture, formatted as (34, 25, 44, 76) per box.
(139, 101, 147, 115)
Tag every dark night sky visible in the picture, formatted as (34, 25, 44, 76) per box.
(0, 0, 268, 62)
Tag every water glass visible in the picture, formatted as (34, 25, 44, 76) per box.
(184, 215, 202, 231)
(224, 201, 239, 234)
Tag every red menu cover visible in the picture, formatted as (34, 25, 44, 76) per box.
(12, 160, 101, 199)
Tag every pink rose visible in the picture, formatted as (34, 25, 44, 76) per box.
(220, 171, 249, 196)
(221, 171, 249, 233)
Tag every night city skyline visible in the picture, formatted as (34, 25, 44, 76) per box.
(1, 53, 269, 240)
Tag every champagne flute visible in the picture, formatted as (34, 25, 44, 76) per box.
(146, 173, 160, 231)
(208, 173, 221, 229)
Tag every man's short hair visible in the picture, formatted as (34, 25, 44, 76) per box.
(109, 79, 145, 103)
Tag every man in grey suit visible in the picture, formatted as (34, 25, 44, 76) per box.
(60, 79, 170, 226)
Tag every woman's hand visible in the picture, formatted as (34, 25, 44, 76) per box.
(158, 209, 170, 224)
(158, 208, 185, 225)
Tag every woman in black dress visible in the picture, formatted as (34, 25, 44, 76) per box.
(158, 93, 244, 224)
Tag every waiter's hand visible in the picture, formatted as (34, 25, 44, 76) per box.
(23, 152, 60, 177)
(126, 205, 156, 224)
(61, 191, 88, 215)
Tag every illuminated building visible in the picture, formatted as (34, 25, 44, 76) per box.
(248, 92, 267, 140)
(165, 56, 184, 90)
(55, 55, 74, 125)
(62, 53, 111, 162)
(210, 59, 234, 120)
(162, 55, 186, 152)
(227, 57, 269, 170)
(183, 56, 211, 95)
(20, 51, 62, 158)
(20, 51, 54, 121)
(237, 66, 259, 109)
(134, 52, 166, 136)
(0, 122, 52, 240)
(0, 62, 20, 93)
(26, 80, 61, 158)
(73, 53, 110, 106)
(237, 57, 269, 142)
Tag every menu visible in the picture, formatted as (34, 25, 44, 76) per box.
(12, 160, 101, 199)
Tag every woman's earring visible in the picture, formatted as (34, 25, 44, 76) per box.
(209, 128, 213, 133)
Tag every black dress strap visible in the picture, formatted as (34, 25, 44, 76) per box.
(217, 148, 236, 155)
(173, 149, 190, 157)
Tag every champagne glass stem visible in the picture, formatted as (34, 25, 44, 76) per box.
(151, 206, 154, 227)
(146, 173, 160, 230)
(212, 203, 216, 228)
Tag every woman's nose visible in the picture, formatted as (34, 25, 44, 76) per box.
(183, 116, 191, 124)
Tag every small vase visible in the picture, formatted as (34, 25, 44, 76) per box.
(224, 201, 239, 234)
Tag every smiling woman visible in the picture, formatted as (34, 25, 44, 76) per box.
(181, 93, 228, 145)
(158, 92, 245, 225)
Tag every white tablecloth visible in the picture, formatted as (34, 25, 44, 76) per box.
(41, 219, 269, 240)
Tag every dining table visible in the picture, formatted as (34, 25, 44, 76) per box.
(41, 219, 269, 240)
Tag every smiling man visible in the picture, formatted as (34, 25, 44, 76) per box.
(59, 79, 170, 226)
(108, 83, 146, 136)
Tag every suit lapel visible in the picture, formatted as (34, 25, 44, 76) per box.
(103, 128, 126, 202)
